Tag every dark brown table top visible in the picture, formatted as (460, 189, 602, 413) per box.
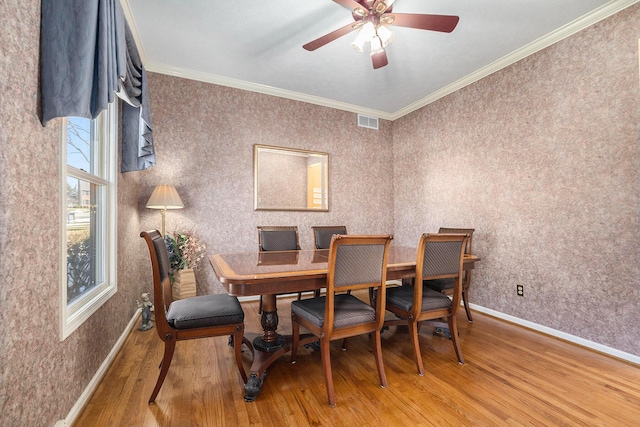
(209, 246, 480, 297)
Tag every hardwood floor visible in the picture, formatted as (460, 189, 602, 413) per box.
(75, 295, 640, 426)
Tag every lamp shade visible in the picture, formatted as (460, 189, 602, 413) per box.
(377, 25, 395, 47)
(146, 185, 184, 210)
(369, 36, 384, 55)
(352, 21, 376, 52)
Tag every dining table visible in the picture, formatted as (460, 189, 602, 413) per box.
(209, 246, 480, 402)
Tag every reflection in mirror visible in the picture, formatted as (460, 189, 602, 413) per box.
(254, 145, 329, 211)
(257, 251, 300, 266)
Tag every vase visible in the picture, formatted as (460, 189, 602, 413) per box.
(172, 268, 197, 300)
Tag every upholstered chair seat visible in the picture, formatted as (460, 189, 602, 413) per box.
(292, 294, 376, 329)
(166, 293, 245, 329)
(386, 285, 452, 313)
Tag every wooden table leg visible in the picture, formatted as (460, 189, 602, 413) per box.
(252, 294, 287, 352)
(244, 293, 317, 402)
(245, 293, 286, 402)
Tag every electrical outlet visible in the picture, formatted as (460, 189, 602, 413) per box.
(517, 284, 524, 296)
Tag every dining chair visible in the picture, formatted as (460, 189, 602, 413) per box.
(385, 233, 468, 376)
(257, 226, 305, 312)
(140, 230, 252, 403)
(291, 234, 393, 407)
(423, 227, 475, 322)
(312, 225, 347, 249)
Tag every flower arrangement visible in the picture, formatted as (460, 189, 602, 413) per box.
(164, 228, 206, 271)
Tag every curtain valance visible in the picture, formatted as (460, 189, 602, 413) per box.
(40, 0, 155, 172)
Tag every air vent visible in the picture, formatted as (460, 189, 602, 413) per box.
(357, 114, 378, 130)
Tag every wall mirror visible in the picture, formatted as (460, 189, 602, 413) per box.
(254, 144, 329, 211)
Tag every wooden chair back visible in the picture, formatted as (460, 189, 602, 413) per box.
(257, 226, 301, 251)
(312, 225, 347, 249)
(437, 227, 475, 302)
(324, 234, 392, 338)
(140, 229, 174, 339)
(438, 227, 474, 254)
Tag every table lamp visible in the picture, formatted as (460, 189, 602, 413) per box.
(146, 185, 184, 235)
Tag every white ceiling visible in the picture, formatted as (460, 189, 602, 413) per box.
(122, 0, 635, 120)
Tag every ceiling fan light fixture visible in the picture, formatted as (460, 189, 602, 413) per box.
(377, 25, 395, 47)
(369, 36, 384, 56)
(351, 21, 376, 53)
(359, 21, 376, 40)
(302, 1, 459, 70)
(351, 37, 366, 52)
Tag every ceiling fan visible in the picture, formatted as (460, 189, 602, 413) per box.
(303, 0, 459, 69)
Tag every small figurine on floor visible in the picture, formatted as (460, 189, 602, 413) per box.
(137, 292, 154, 331)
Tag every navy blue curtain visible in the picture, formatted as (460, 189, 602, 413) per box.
(40, 0, 155, 172)
(119, 22, 155, 172)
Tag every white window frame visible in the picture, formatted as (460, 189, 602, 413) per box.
(59, 102, 118, 340)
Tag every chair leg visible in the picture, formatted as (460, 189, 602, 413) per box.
(462, 289, 473, 322)
(233, 328, 248, 384)
(149, 338, 176, 404)
(371, 330, 387, 388)
(242, 336, 255, 359)
(291, 316, 300, 363)
(320, 338, 336, 407)
(447, 315, 465, 364)
(408, 321, 425, 376)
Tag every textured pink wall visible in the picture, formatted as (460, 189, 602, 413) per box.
(1, 2, 637, 425)
(393, 5, 639, 355)
(0, 1, 149, 424)
(139, 76, 395, 294)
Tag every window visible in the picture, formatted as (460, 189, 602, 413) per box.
(60, 103, 117, 340)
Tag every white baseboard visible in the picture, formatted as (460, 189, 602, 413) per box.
(54, 309, 142, 427)
(470, 303, 640, 365)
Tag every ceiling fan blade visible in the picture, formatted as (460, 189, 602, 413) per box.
(372, 50, 388, 69)
(332, 0, 368, 16)
(384, 13, 459, 33)
(303, 22, 358, 51)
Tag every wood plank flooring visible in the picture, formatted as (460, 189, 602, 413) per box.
(74, 295, 640, 426)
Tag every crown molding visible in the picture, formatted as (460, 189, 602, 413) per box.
(121, 0, 638, 122)
(390, 0, 639, 120)
(143, 62, 397, 121)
